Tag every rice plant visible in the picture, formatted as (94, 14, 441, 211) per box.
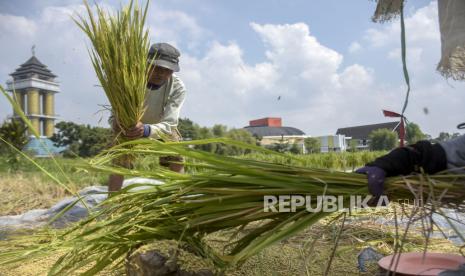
(1, 138, 464, 275)
(1, 0, 464, 274)
(73, 0, 151, 134)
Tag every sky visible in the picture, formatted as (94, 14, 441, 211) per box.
(0, 0, 464, 137)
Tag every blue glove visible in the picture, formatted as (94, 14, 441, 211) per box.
(355, 166, 386, 197)
(143, 124, 151, 137)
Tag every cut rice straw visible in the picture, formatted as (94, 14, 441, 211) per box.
(1, 138, 464, 275)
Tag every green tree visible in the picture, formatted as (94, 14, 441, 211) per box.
(369, 128, 398, 151)
(51, 121, 83, 147)
(304, 137, 321, 154)
(0, 119, 28, 153)
(0, 119, 28, 171)
(78, 125, 112, 157)
(224, 128, 256, 155)
(212, 124, 228, 137)
(52, 121, 111, 157)
(267, 142, 289, 153)
(178, 118, 198, 140)
(289, 143, 301, 154)
(195, 127, 217, 153)
(432, 132, 461, 142)
(406, 122, 426, 145)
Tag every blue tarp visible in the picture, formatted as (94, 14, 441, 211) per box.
(22, 137, 67, 157)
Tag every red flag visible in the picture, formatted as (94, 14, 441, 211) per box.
(382, 110, 402, 117)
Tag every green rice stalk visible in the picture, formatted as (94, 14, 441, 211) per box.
(1, 138, 464, 275)
(73, 0, 151, 136)
(73, 0, 152, 168)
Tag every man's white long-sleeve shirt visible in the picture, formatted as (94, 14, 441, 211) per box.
(141, 74, 186, 140)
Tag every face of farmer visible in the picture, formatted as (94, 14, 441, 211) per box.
(148, 65, 173, 85)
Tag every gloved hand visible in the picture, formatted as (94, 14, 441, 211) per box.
(124, 122, 151, 139)
(355, 166, 386, 197)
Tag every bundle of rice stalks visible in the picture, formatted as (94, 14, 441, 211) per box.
(1, 138, 464, 275)
(74, 0, 151, 134)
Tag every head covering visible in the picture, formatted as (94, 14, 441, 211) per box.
(148, 43, 180, 72)
(437, 0, 465, 81)
(371, 0, 403, 23)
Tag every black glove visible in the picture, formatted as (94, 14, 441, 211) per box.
(356, 166, 386, 197)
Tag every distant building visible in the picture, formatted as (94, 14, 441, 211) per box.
(336, 122, 400, 150)
(243, 117, 306, 151)
(6, 50, 65, 157)
(316, 135, 347, 152)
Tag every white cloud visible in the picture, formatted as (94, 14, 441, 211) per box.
(178, 22, 386, 135)
(146, 7, 209, 51)
(0, 14, 37, 38)
(0, 3, 210, 127)
(0, 4, 111, 126)
(348, 42, 362, 53)
(1, 0, 463, 139)
(251, 22, 343, 87)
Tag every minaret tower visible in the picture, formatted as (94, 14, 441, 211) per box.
(6, 46, 59, 137)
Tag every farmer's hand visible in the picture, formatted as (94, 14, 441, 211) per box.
(355, 166, 386, 197)
(124, 122, 151, 139)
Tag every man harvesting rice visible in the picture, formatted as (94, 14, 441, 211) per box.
(357, 134, 465, 199)
(109, 42, 187, 192)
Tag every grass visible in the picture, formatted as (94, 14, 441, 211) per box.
(0, 156, 108, 216)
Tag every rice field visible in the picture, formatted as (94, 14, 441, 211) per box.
(240, 151, 387, 171)
(0, 151, 382, 216)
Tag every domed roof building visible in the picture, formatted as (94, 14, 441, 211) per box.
(243, 117, 306, 151)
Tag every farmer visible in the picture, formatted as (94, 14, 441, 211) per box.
(108, 42, 186, 192)
(357, 134, 465, 199)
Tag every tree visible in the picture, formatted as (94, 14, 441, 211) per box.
(195, 127, 217, 153)
(432, 132, 461, 142)
(78, 125, 112, 157)
(406, 122, 426, 145)
(0, 119, 28, 153)
(304, 137, 321, 154)
(52, 121, 111, 157)
(178, 118, 198, 140)
(369, 128, 398, 151)
(0, 119, 28, 171)
(266, 143, 289, 153)
(212, 124, 228, 137)
(224, 128, 256, 155)
(289, 143, 301, 154)
(51, 121, 83, 147)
